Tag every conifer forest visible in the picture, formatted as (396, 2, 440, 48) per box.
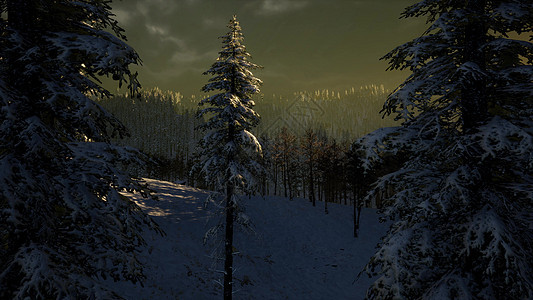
(0, 1, 532, 299)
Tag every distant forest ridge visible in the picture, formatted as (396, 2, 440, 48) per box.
(97, 84, 398, 161)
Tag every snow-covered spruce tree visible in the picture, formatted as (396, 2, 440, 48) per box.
(360, 1, 533, 299)
(0, 1, 158, 299)
(194, 15, 263, 300)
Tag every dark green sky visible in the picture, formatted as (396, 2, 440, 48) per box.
(110, 0, 426, 97)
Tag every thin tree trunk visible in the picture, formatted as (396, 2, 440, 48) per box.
(354, 196, 358, 237)
(461, 0, 487, 132)
(318, 183, 322, 203)
(283, 162, 288, 198)
(343, 187, 347, 206)
(274, 163, 278, 196)
(7, 0, 38, 95)
(303, 180, 306, 199)
(287, 164, 294, 200)
(353, 180, 362, 237)
(310, 166, 316, 207)
(357, 205, 362, 232)
(324, 187, 329, 214)
(223, 183, 235, 300)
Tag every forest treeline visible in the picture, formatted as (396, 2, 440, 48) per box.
(97, 86, 398, 208)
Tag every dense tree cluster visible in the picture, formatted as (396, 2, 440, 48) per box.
(97, 89, 391, 202)
(97, 88, 203, 180)
(97, 84, 396, 168)
(254, 128, 381, 236)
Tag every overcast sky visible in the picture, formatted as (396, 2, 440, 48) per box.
(110, 0, 426, 96)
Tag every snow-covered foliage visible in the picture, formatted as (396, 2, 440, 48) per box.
(0, 1, 158, 298)
(360, 1, 533, 299)
(193, 15, 263, 299)
(194, 15, 263, 195)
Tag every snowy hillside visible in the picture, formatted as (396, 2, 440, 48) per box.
(104, 178, 387, 299)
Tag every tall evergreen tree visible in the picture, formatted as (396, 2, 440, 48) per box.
(194, 15, 263, 300)
(0, 1, 157, 298)
(360, 1, 533, 299)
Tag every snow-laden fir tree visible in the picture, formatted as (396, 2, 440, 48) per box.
(194, 15, 263, 300)
(0, 1, 159, 298)
(359, 0, 533, 299)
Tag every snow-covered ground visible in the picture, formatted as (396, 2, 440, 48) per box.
(104, 178, 387, 299)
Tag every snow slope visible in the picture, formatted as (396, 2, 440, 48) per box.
(104, 178, 387, 299)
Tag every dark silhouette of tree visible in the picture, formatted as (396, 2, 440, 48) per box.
(0, 0, 158, 298)
(301, 129, 321, 206)
(346, 142, 367, 238)
(273, 127, 299, 199)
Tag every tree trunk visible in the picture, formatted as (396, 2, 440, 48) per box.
(287, 164, 294, 200)
(302, 178, 306, 199)
(461, 0, 488, 132)
(223, 183, 235, 299)
(273, 163, 278, 196)
(310, 162, 316, 206)
(353, 186, 358, 238)
(343, 187, 347, 206)
(357, 206, 362, 232)
(7, 0, 37, 89)
(353, 179, 363, 237)
(283, 161, 288, 198)
(324, 187, 329, 214)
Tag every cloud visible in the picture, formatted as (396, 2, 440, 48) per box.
(146, 24, 169, 36)
(136, 2, 149, 17)
(113, 9, 133, 25)
(145, 24, 186, 50)
(258, 0, 308, 15)
(184, 0, 202, 4)
(202, 17, 218, 28)
(146, 0, 178, 12)
(143, 22, 216, 65)
(171, 49, 217, 64)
